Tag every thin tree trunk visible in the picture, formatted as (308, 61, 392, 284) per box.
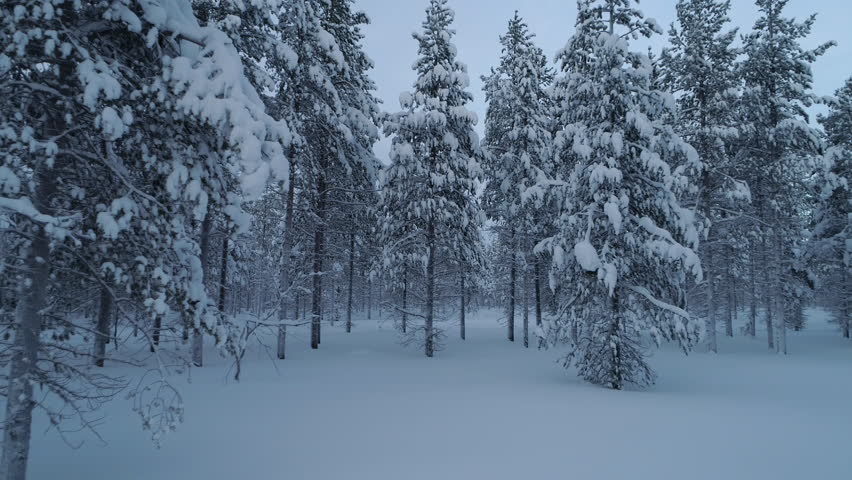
(775, 234, 787, 354)
(94, 285, 113, 367)
(425, 222, 436, 358)
(460, 270, 466, 340)
(401, 269, 408, 334)
(311, 177, 327, 350)
(523, 262, 529, 349)
(842, 262, 850, 339)
(610, 292, 623, 391)
(193, 212, 213, 367)
(151, 315, 162, 352)
(508, 228, 516, 343)
(725, 250, 734, 337)
(367, 278, 372, 321)
(218, 234, 229, 313)
(112, 301, 119, 349)
(346, 230, 355, 333)
(763, 238, 774, 351)
(765, 296, 775, 351)
(749, 248, 757, 337)
(706, 244, 718, 353)
(278, 171, 296, 358)
(534, 258, 542, 327)
(377, 278, 383, 323)
(732, 271, 739, 330)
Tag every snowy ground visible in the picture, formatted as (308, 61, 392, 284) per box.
(27, 308, 852, 480)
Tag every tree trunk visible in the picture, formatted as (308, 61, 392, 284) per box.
(725, 250, 734, 337)
(1, 166, 55, 480)
(761, 233, 774, 350)
(425, 222, 436, 358)
(112, 301, 119, 349)
(523, 263, 529, 349)
(775, 235, 786, 354)
(610, 293, 623, 391)
(749, 249, 757, 337)
(765, 297, 775, 351)
(151, 315, 162, 352)
(401, 269, 408, 334)
(534, 258, 542, 327)
(311, 176, 327, 350)
(278, 171, 296, 359)
(460, 271, 466, 340)
(508, 228, 516, 342)
(706, 244, 718, 353)
(731, 271, 739, 331)
(193, 212, 213, 367)
(218, 234, 229, 314)
(94, 285, 113, 367)
(842, 262, 850, 339)
(367, 278, 372, 321)
(346, 230, 355, 333)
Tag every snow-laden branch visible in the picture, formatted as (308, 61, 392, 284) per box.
(0, 197, 77, 233)
(627, 285, 690, 319)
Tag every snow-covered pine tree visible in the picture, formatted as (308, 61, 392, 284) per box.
(738, 0, 833, 353)
(0, 1, 291, 476)
(379, 0, 485, 358)
(812, 78, 851, 338)
(541, 0, 703, 389)
(482, 12, 554, 347)
(659, 0, 747, 351)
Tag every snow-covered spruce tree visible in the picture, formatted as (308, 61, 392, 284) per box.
(279, 0, 380, 351)
(482, 12, 554, 347)
(738, 0, 832, 353)
(0, 1, 290, 477)
(379, 0, 485, 358)
(540, 0, 703, 390)
(659, 0, 747, 351)
(812, 78, 851, 338)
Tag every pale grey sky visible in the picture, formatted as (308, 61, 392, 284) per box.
(356, 0, 851, 162)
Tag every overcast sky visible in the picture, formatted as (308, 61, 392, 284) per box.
(355, 0, 851, 162)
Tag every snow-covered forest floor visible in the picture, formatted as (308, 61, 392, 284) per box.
(27, 308, 852, 480)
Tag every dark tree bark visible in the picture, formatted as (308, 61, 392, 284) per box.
(425, 222, 436, 357)
(748, 250, 757, 337)
(523, 265, 529, 349)
(534, 258, 542, 327)
(346, 230, 355, 333)
(278, 169, 296, 358)
(367, 278, 372, 321)
(193, 211, 213, 367)
(311, 176, 327, 350)
(1, 164, 56, 480)
(401, 269, 408, 334)
(218, 233, 229, 313)
(508, 228, 516, 342)
(842, 264, 850, 339)
(725, 248, 734, 337)
(94, 285, 113, 367)
(151, 315, 162, 353)
(460, 271, 466, 340)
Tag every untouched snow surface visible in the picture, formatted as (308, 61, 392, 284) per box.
(27, 308, 852, 480)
